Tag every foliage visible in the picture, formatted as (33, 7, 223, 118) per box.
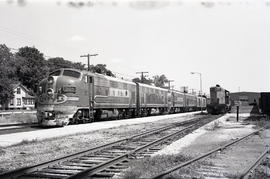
(0, 44, 17, 106)
(132, 74, 168, 87)
(0, 79, 14, 107)
(16, 46, 49, 93)
(132, 76, 153, 85)
(153, 74, 168, 88)
(47, 57, 85, 72)
(91, 64, 115, 77)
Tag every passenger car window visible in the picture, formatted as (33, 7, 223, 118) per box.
(63, 70, 81, 78)
(49, 70, 61, 76)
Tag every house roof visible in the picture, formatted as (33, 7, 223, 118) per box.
(11, 83, 30, 93)
(11, 83, 35, 98)
(22, 93, 35, 99)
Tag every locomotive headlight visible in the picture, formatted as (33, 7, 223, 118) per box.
(47, 88, 54, 96)
(48, 76, 54, 84)
(38, 86, 42, 93)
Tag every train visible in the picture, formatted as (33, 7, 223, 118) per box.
(36, 68, 207, 126)
(206, 84, 231, 114)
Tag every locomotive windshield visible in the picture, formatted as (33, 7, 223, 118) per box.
(49, 70, 61, 76)
(63, 70, 81, 78)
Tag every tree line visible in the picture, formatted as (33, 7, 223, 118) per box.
(0, 44, 169, 106)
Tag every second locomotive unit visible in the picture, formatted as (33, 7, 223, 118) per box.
(36, 68, 206, 126)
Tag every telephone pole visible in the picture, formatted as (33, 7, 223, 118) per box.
(136, 71, 149, 83)
(80, 53, 98, 71)
(80, 53, 98, 121)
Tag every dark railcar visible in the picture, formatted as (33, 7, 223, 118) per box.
(260, 92, 270, 115)
(207, 85, 231, 114)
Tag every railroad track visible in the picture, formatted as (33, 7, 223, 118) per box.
(149, 128, 266, 179)
(0, 114, 219, 179)
(239, 147, 270, 179)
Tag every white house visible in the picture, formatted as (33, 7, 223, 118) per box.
(5, 83, 35, 110)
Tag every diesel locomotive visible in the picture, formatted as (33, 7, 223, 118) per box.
(206, 84, 231, 114)
(36, 68, 206, 126)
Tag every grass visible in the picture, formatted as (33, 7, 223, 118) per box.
(0, 148, 5, 156)
(16, 138, 38, 146)
(244, 116, 270, 129)
(122, 154, 191, 179)
(122, 154, 213, 179)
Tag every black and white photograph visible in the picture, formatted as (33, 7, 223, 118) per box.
(0, 0, 269, 178)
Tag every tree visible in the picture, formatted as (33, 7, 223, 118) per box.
(91, 64, 115, 77)
(132, 76, 153, 85)
(47, 57, 86, 72)
(16, 46, 49, 93)
(0, 44, 17, 106)
(0, 79, 14, 108)
(153, 74, 168, 88)
(47, 57, 72, 71)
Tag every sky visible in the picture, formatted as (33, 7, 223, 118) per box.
(0, 0, 269, 94)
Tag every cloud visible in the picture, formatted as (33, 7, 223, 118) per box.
(68, 35, 85, 41)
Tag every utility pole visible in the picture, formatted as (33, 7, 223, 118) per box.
(167, 80, 174, 90)
(80, 53, 98, 121)
(80, 53, 98, 71)
(136, 72, 149, 83)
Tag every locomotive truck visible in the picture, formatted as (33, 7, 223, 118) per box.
(36, 68, 206, 126)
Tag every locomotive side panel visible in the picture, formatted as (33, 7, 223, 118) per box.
(138, 83, 168, 108)
(173, 92, 185, 107)
(185, 94, 197, 110)
(93, 74, 136, 109)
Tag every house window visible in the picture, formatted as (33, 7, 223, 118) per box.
(23, 99, 26, 105)
(17, 98, 21, 106)
(10, 99, 14, 106)
(17, 87, 21, 94)
(28, 99, 33, 105)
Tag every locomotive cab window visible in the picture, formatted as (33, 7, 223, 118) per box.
(49, 70, 61, 76)
(63, 70, 81, 78)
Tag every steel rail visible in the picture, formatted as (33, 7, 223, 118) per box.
(239, 147, 270, 179)
(66, 124, 196, 179)
(148, 128, 264, 179)
(0, 116, 203, 179)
